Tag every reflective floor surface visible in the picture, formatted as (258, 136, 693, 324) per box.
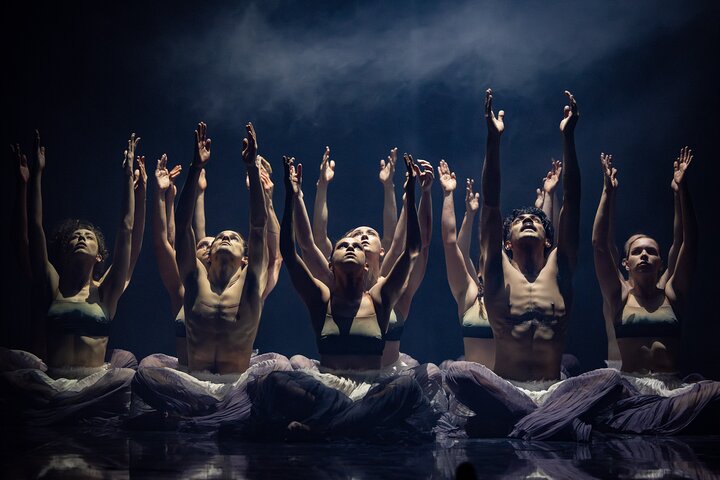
(1, 427, 719, 479)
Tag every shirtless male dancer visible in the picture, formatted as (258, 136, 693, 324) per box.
(444, 90, 624, 441)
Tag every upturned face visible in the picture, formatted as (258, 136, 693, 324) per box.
(507, 213, 548, 248)
(196, 236, 215, 266)
(331, 237, 368, 270)
(346, 226, 383, 256)
(68, 228, 100, 259)
(624, 236, 662, 277)
(209, 231, 245, 261)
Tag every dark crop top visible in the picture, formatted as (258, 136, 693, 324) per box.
(383, 310, 404, 342)
(317, 303, 385, 356)
(615, 294, 681, 339)
(461, 298, 493, 339)
(46, 300, 111, 337)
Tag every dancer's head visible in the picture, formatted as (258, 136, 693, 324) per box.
(49, 219, 108, 280)
(502, 207, 553, 259)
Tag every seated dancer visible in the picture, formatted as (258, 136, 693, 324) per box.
(147, 153, 282, 368)
(443, 90, 626, 442)
(591, 149, 719, 435)
(1, 131, 142, 426)
(439, 161, 494, 369)
(249, 154, 433, 440)
(295, 146, 432, 369)
(132, 122, 290, 429)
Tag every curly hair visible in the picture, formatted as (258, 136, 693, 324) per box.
(502, 206, 554, 259)
(48, 219, 109, 280)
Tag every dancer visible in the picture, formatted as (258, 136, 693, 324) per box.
(439, 161, 493, 369)
(132, 122, 291, 429)
(303, 147, 432, 368)
(1, 131, 140, 426)
(591, 148, 719, 435)
(443, 90, 624, 442)
(249, 154, 432, 440)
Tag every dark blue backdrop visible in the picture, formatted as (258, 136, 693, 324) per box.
(5, 0, 719, 377)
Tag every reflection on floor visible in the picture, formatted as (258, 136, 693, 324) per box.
(1, 426, 718, 479)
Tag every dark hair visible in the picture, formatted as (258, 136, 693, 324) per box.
(502, 206, 554, 258)
(48, 219, 109, 280)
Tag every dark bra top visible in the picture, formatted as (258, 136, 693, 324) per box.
(46, 302, 111, 337)
(615, 296, 680, 339)
(461, 299, 493, 339)
(383, 310, 404, 342)
(317, 304, 385, 356)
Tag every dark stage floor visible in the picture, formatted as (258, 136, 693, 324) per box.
(2, 428, 719, 479)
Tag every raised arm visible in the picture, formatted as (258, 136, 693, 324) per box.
(592, 153, 623, 312)
(27, 131, 57, 304)
(480, 88, 506, 296)
(176, 123, 210, 284)
(128, 155, 147, 281)
(380, 159, 433, 278)
(312, 146, 335, 258)
(240, 122, 268, 310)
(458, 177, 479, 281)
(379, 147, 398, 252)
(165, 166, 181, 249)
(394, 159, 434, 316)
(193, 168, 207, 240)
(291, 159, 333, 286)
(658, 166, 684, 289)
(540, 159, 562, 229)
(152, 154, 184, 315)
(280, 156, 330, 331)
(555, 91, 581, 272)
(440, 160, 477, 311)
(260, 165, 282, 300)
(11, 144, 31, 280)
(98, 133, 137, 318)
(373, 154, 421, 325)
(666, 147, 697, 303)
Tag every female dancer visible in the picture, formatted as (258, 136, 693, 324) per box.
(248, 154, 432, 440)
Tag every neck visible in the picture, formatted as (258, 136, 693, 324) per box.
(365, 257, 381, 288)
(510, 245, 545, 279)
(632, 275, 660, 298)
(60, 259, 94, 293)
(334, 270, 365, 301)
(209, 258, 241, 291)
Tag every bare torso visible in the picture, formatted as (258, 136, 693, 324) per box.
(486, 250, 568, 381)
(45, 285, 109, 369)
(185, 267, 261, 374)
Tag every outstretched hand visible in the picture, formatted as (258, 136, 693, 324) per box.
(242, 122, 257, 166)
(485, 88, 505, 138)
(600, 152, 618, 190)
(543, 159, 563, 194)
(283, 155, 303, 195)
(417, 159, 435, 192)
(535, 188, 545, 209)
(438, 159, 457, 193)
(672, 146, 693, 191)
(124, 133, 140, 175)
(34, 129, 46, 172)
(559, 90, 579, 136)
(403, 153, 420, 192)
(318, 146, 335, 185)
(11, 144, 30, 183)
(194, 122, 211, 166)
(155, 154, 182, 191)
(134, 155, 147, 191)
(466, 178, 479, 213)
(379, 147, 397, 186)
